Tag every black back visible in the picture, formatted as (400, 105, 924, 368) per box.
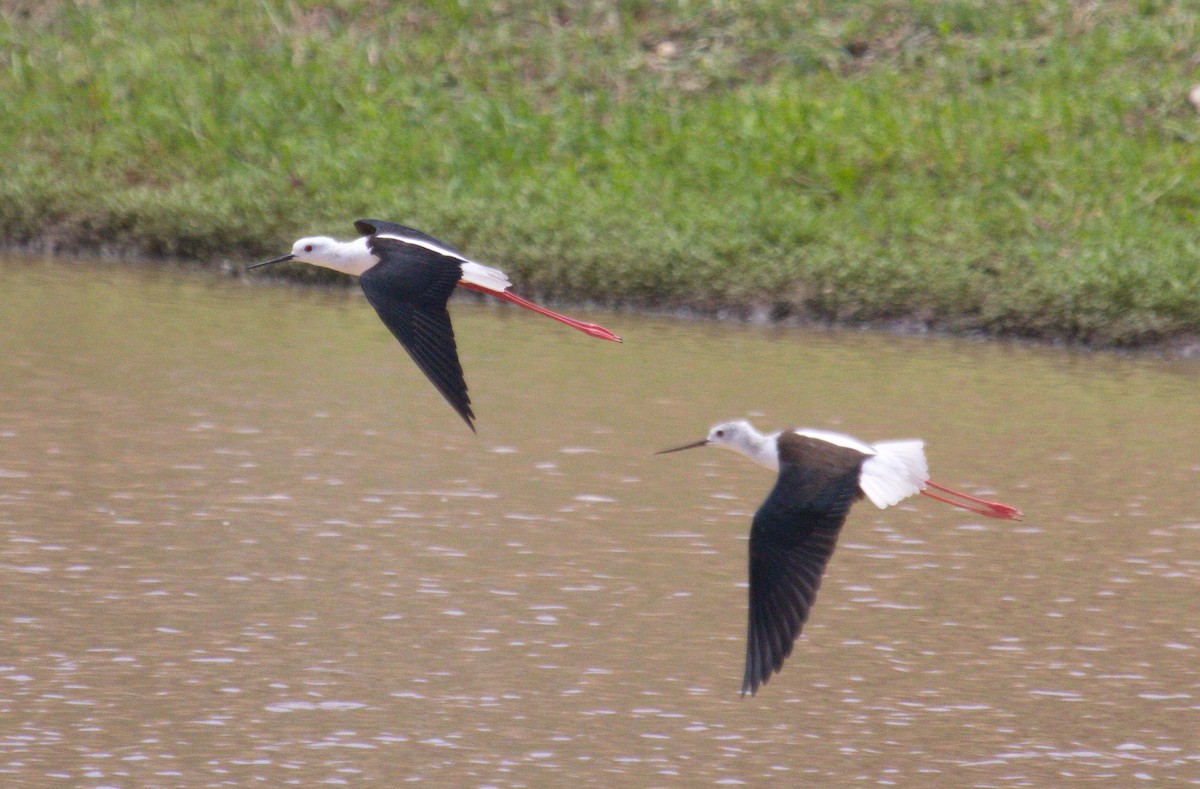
(354, 220, 475, 431)
(742, 432, 868, 695)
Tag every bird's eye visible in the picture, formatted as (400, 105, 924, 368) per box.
(715, 430, 725, 438)
(304, 244, 313, 253)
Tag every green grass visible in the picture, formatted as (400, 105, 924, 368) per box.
(2, 1, 1199, 346)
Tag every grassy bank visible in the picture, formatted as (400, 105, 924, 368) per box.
(2, 1, 1199, 346)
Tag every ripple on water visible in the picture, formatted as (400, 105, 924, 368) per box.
(265, 700, 369, 713)
(573, 494, 617, 504)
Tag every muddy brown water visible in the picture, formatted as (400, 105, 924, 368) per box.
(1, 255, 1197, 786)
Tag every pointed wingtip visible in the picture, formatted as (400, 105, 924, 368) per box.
(741, 673, 764, 697)
(453, 402, 477, 433)
(741, 662, 762, 697)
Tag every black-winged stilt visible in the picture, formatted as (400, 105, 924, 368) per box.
(249, 219, 621, 431)
(656, 420, 1022, 696)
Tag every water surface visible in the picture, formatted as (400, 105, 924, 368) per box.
(1, 256, 1197, 786)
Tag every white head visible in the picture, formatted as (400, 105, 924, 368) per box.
(287, 236, 340, 265)
(702, 420, 766, 454)
(249, 234, 376, 276)
(656, 419, 777, 469)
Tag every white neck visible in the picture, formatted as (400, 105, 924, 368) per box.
(727, 427, 781, 471)
(304, 237, 377, 276)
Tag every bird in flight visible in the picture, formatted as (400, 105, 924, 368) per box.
(657, 420, 1022, 695)
(250, 219, 621, 431)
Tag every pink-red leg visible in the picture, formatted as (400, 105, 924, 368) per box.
(921, 480, 1023, 520)
(458, 282, 622, 343)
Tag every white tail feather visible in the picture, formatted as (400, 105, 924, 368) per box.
(859, 440, 928, 509)
(460, 260, 512, 293)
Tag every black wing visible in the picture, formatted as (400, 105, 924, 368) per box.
(354, 219, 466, 258)
(357, 231, 475, 431)
(742, 460, 863, 696)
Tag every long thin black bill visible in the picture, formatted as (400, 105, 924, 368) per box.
(247, 253, 295, 270)
(654, 439, 710, 455)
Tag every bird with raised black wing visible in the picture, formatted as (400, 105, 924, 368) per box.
(250, 220, 621, 431)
